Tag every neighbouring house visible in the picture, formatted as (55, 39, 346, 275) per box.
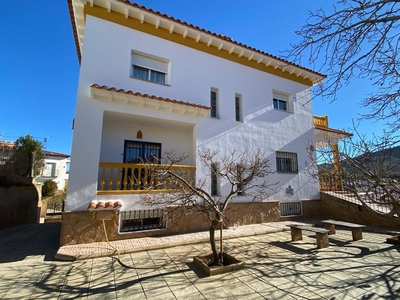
(0, 142, 14, 170)
(64, 0, 350, 245)
(35, 151, 70, 191)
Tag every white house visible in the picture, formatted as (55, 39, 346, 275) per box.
(65, 0, 349, 243)
(36, 151, 70, 191)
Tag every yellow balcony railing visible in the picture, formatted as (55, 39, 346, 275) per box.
(313, 115, 328, 128)
(319, 172, 342, 191)
(98, 162, 196, 195)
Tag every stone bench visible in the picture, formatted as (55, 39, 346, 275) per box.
(321, 219, 366, 241)
(287, 225, 330, 249)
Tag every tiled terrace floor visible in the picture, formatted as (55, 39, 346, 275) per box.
(0, 222, 399, 299)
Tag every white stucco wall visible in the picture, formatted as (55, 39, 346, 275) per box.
(37, 156, 70, 191)
(66, 15, 319, 211)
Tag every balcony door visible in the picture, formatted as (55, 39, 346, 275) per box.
(122, 140, 161, 190)
(123, 140, 161, 164)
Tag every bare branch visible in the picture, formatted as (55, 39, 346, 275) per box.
(285, 0, 400, 131)
(139, 148, 278, 265)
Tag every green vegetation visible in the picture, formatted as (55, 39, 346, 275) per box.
(12, 134, 44, 177)
(42, 180, 58, 197)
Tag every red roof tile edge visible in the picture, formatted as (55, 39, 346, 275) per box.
(88, 201, 123, 211)
(44, 151, 70, 158)
(68, 0, 326, 79)
(91, 84, 211, 109)
(314, 125, 353, 137)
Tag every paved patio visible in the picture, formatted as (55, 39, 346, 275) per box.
(0, 222, 399, 299)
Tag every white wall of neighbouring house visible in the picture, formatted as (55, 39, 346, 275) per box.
(66, 15, 319, 212)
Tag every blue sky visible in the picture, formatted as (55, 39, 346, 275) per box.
(0, 0, 385, 155)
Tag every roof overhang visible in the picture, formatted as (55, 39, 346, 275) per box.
(314, 126, 353, 148)
(68, 0, 326, 86)
(90, 84, 211, 117)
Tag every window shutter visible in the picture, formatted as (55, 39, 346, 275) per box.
(132, 53, 168, 73)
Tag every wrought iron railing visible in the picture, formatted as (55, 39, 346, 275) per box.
(319, 175, 397, 214)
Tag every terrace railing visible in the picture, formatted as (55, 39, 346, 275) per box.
(319, 174, 397, 214)
(313, 115, 328, 127)
(319, 172, 342, 191)
(97, 162, 196, 195)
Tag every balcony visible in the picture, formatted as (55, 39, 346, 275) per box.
(97, 162, 196, 195)
(319, 173, 342, 191)
(313, 115, 328, 128)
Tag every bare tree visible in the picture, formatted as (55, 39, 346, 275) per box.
(141, 148, 278, 266)
(286, 0, 400, 131)
(309, 127, 400, 217)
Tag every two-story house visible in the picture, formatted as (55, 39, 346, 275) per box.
(64, 0, 349, 245)
(36, 151, 70, 191)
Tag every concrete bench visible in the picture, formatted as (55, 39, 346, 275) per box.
(321, 219, 366, 241)
(287, 225, 330, 249)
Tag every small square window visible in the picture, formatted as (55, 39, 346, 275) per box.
(273, 98, 287, 111)
(273, 91, 292, 113)
(131, 51, 169, 85)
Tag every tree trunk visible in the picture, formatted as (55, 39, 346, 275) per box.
(209, 219, 220, 265)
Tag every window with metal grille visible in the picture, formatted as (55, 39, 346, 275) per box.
(236, 163, 245, 195)
(280, 201, 302, 217)
(211, 162, 219, 196)
(276, 151, 298, 173)
(235, 94, 243, 122)
(124, 141, 161, 163)
(119, 209, 167, 232)
(210, 89, 218, 118)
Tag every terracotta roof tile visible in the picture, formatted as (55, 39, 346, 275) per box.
(314, 125, 353, 137)
(114, 1, 325, 78)
(87, 200, 123, 211)
(68, 0, 326, 80)
(44, 151, 70, 158)
(91, 84, 211, 110)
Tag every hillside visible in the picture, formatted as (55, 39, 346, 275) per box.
(318, 145, 400, 179)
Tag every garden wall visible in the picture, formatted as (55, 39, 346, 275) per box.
(0, 176, 40, 229)
(321, 192, 400, 228)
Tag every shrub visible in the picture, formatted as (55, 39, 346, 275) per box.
(42, 180, 58, 197)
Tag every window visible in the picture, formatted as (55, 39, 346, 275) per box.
(210, 89, 219, 118)
(131, 51, 169, 84)
(122, 141, 161, 190)
(211, 162, 219, 196)
(66, 162, 70, 174)
(235, 94, 243, 122)
(235, 163, 245, 196)
(273, 92, 292, 112)
(123, 140, 161, 163)
(42, 163, 57, 177)
(276, 151, 298, 173)
(273, 98, 287, 111)
(120, 209, 167, 232)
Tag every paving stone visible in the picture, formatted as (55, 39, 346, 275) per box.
(1, 222, 400, 299)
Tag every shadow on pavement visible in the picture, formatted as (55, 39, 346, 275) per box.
(0, 223, 61, 263)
